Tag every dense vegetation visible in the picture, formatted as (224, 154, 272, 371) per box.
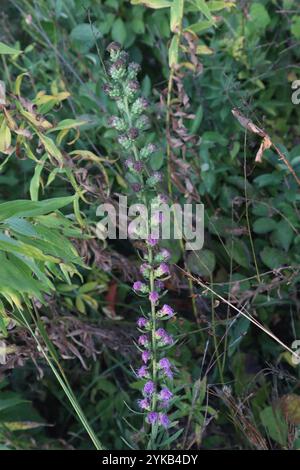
(0, 0, 300, 450)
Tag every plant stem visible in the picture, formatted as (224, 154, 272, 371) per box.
(210, 276, 224, 384)
(166, 67, 174, 197)
(148, 247, 158, 450)
(123, 87, 159, 450)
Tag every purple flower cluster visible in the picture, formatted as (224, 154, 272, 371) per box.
(147, 412, 170, 428)
(134, 246, 176, 429)
(105, 43, 176, 434)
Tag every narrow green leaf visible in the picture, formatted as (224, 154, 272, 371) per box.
(193, 0, 213, 21)
(130, 0, 171, 8)
(0, 42, 22, 55)
(30, 155, 47, 201)
(170, 0, 184, 32)
(0, 196, 74, 221)
(168, 35, 179, 67)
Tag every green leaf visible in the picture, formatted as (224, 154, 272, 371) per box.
(0, 196, 74, 221)
(170, 0, 184, 32)
(0, 256, 44, 297)
(227, 239, 251, 269)
(130, 0, 172, 8)
(159, 428, 184, 448)
(0, 119, 11, 154)
(272, 220, 294, 251)
(0, 42, 22, 55)
(168, 35, 179, 67)
(193, 0, 213, 21)
(70, 24, 101, 53)
(291, 16, 300, 40)
(30, 155, 47, 201)
(14, 72, 29, 96)
(248, 3, 270, 33)
(0, 233, 59, 263)
(253, 217, 277, 234)
(48, 119, 87, 132)
(111, 18, 127, 45)
(207, 1, 235, 11)
(254, 173, 283, 188)
(186, 19, 214, 33)
(228, 317, 250, 357)
(0, 397, 29, 413)
(193, 376, 207, 408)
(5, 218, 39, 237)
(187, 249, 216, 277)
(1, 421, 45, 431)
(260, 247, 287, 269)
(19, 225, 83, 266)
(260, 406, 288, 446)
(37, 133, 63, 162)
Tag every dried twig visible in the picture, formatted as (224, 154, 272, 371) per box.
(232, 108, 300, 186)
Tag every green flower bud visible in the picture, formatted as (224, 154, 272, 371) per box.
(108, 116, 127, 132)
(106, 42, 122, 61)
(118, 134, 131, 150)
(136, 115, 150, 130)
(128, 127, 139, 141)
(127, 62, 141, 79)
(146, 172, 162, 187)
(140, 143, 157, 160)
(109, 59, 127, 80)
(124, 80, 140, 100)
(131, 97, 148, 115)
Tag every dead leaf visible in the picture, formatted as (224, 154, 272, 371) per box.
(255, 135, 272, 163)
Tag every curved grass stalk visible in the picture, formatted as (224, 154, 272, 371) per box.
(178, 266, 300, 360)
(16, 307, 104, 450)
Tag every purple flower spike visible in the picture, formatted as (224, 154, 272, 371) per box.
(159, 304, 175, 318)
(133, 281, 148, 293)
(133, 161, 144, 172)
(159, 357, 171, 369)
(164, 334, 173, 346)
(160, 248, 171, 260)
(155, 263, 170, 278)
(142, 350, 151, 363)
(159, 413, 170, 428)
(159, 357, 173, 379)
(147, 411, 158, 424)
(156, 327, 166, 337)
(143, 380, 155, 396)
(138, 335, 149, 347)
(125, 159, 134, 169)
(154, 249, 171, 264)
(138, 398, 150, 410)
(137, 365, 149, 378)
(131, 183, 142, 192)
(137, 317, 148, 329)
(133, 281, 142, 290)
(156, 328, 173, 346)
(106, 47, 177, 431)
(140, 263, 151, 278)
(155, 280, 165, 291)
(159, 387, 173, 402)
(149, 291, 159, 304)
(147, 236, 159, 247)
(164, 367, 174, 379)
(153, 171, 162, 182)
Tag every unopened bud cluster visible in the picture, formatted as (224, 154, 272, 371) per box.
(104, 42, 161, 196)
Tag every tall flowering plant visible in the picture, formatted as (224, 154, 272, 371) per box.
(104, 43, 176, 448)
